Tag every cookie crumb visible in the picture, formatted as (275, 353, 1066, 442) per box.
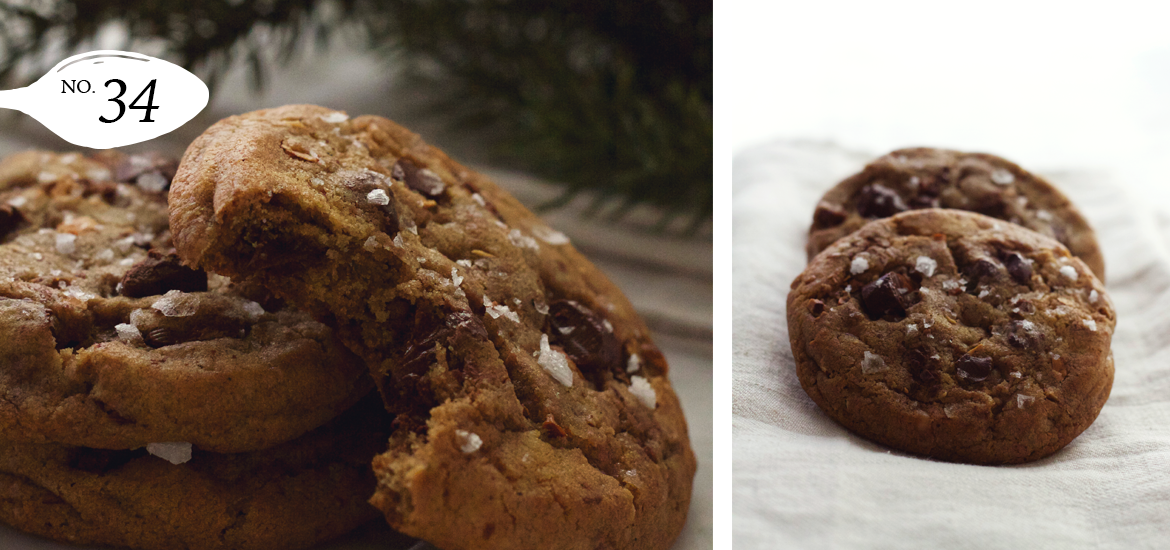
(531, 225, 570, 245)
(146, 442, 192, 465)
(915, 256, 937, 277)
(861, 351, 887, 374)
(455, 430, 482, 453)
(537, 334, 573, 386)
(629, 375, 657, 408)
(850, 255, 869, 275)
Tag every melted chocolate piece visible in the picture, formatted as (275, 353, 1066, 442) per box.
(1003, 253, 1032, 284)
(856, 184, 908, 218)
(812, 202, 847, 228)
(119, 249, 208, 298)
(906, 348, 938, 385)
(1005, 320, 1037, 349)
(809, 299, 825, 317)
(0, 204, 26, 239)
(547, 300, 621, 377)
(860, 272, 913, 319)
(955, 354, 993, 382)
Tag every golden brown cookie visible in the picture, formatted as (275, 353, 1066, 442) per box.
(0, 394, 389, 550)
(788, 209, 1115, 464)
(0, 150, 371, 453)
(169, 104, 696, 550)
(807, 148, 1106, 280)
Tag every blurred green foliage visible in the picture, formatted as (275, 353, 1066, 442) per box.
(0, 0, 711, 233)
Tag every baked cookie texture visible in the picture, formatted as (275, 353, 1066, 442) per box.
(0, 394, 388, 550)
(0, 150, 371, 453)
(807, 148, 1106, 281)
(788, 209, 1115, 464)
(170, 104, 695, 550)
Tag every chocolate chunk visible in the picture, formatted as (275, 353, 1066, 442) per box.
(393, 158, 446, 197)
(860, 272, 913, 319)
(856, 184, 908, 218)
(1005, 320, 1037, 349)
(963, 259, 999, 293)
(119, 249, 208, 298)
(809, 299, 825, 317)
(955, 354, 993, 382)
(0, 204, 26, 239)
(908, 195, 940, 209)
(812, 202, 847, 228)
(547, 300, 622, 376)
(906, 348, 937, 385)
(1003, 253, 1032, 284)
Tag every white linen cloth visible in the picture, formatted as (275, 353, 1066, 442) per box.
(733, 141, 1170, 549)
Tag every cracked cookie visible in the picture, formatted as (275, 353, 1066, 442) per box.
(788, 209, 1115, 464)
(0, 150, 371, 453)
(807, 148, 1106, 281)
(169, 104, 696, 550)
(0, 393, 389, 550)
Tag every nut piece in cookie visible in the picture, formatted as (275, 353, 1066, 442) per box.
(169, 104, 695, 550)
(807, 148, 1106, 281)
(788, 208, 1115, 464)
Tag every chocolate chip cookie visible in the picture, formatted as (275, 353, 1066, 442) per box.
(788, 209, 1115, 464)
(807, 148, 1106, 281)
(169, 105, 695, 550)
(0, 150, 371, 453)
(0, 394, 388, 550)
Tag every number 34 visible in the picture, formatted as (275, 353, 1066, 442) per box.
(99, 79, 159, 123)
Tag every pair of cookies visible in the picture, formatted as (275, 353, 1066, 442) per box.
(0, 150, 387, 549)
(787, 149, 1116, 464)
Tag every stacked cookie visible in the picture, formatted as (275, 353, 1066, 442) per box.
(787, 148, 1116, 464)
(0, 150, 385, 549)
(0, 105, 695, 549)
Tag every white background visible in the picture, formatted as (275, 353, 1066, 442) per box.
(732, 0, 1170, 213)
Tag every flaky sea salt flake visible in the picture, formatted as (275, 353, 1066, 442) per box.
(455, 430, 482, 453)
(321, 111, 348, 123)
(451, 267, 463, 287)
(991, 169, 1015, 185)
(537, 334, 573, 386)
(1083, 318, 1097, 331)
(152, 290, 198, 317)
(367, 189, 390, 205)
(1017, 394, 1035, 408)
(629, 376, 657, 408)
(1060, 265, 1078, 281)
(55, 233, 77, 255)
(627, 353, 641, 373)
(861, 351, 887, 374)
(147, 442, 192, 465)
(115, 323, 142, 343)
(850, 255, 869, 275)
(915, 256, 937, 277)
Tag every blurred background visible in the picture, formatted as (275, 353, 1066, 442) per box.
(0, 1, 712, 548)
